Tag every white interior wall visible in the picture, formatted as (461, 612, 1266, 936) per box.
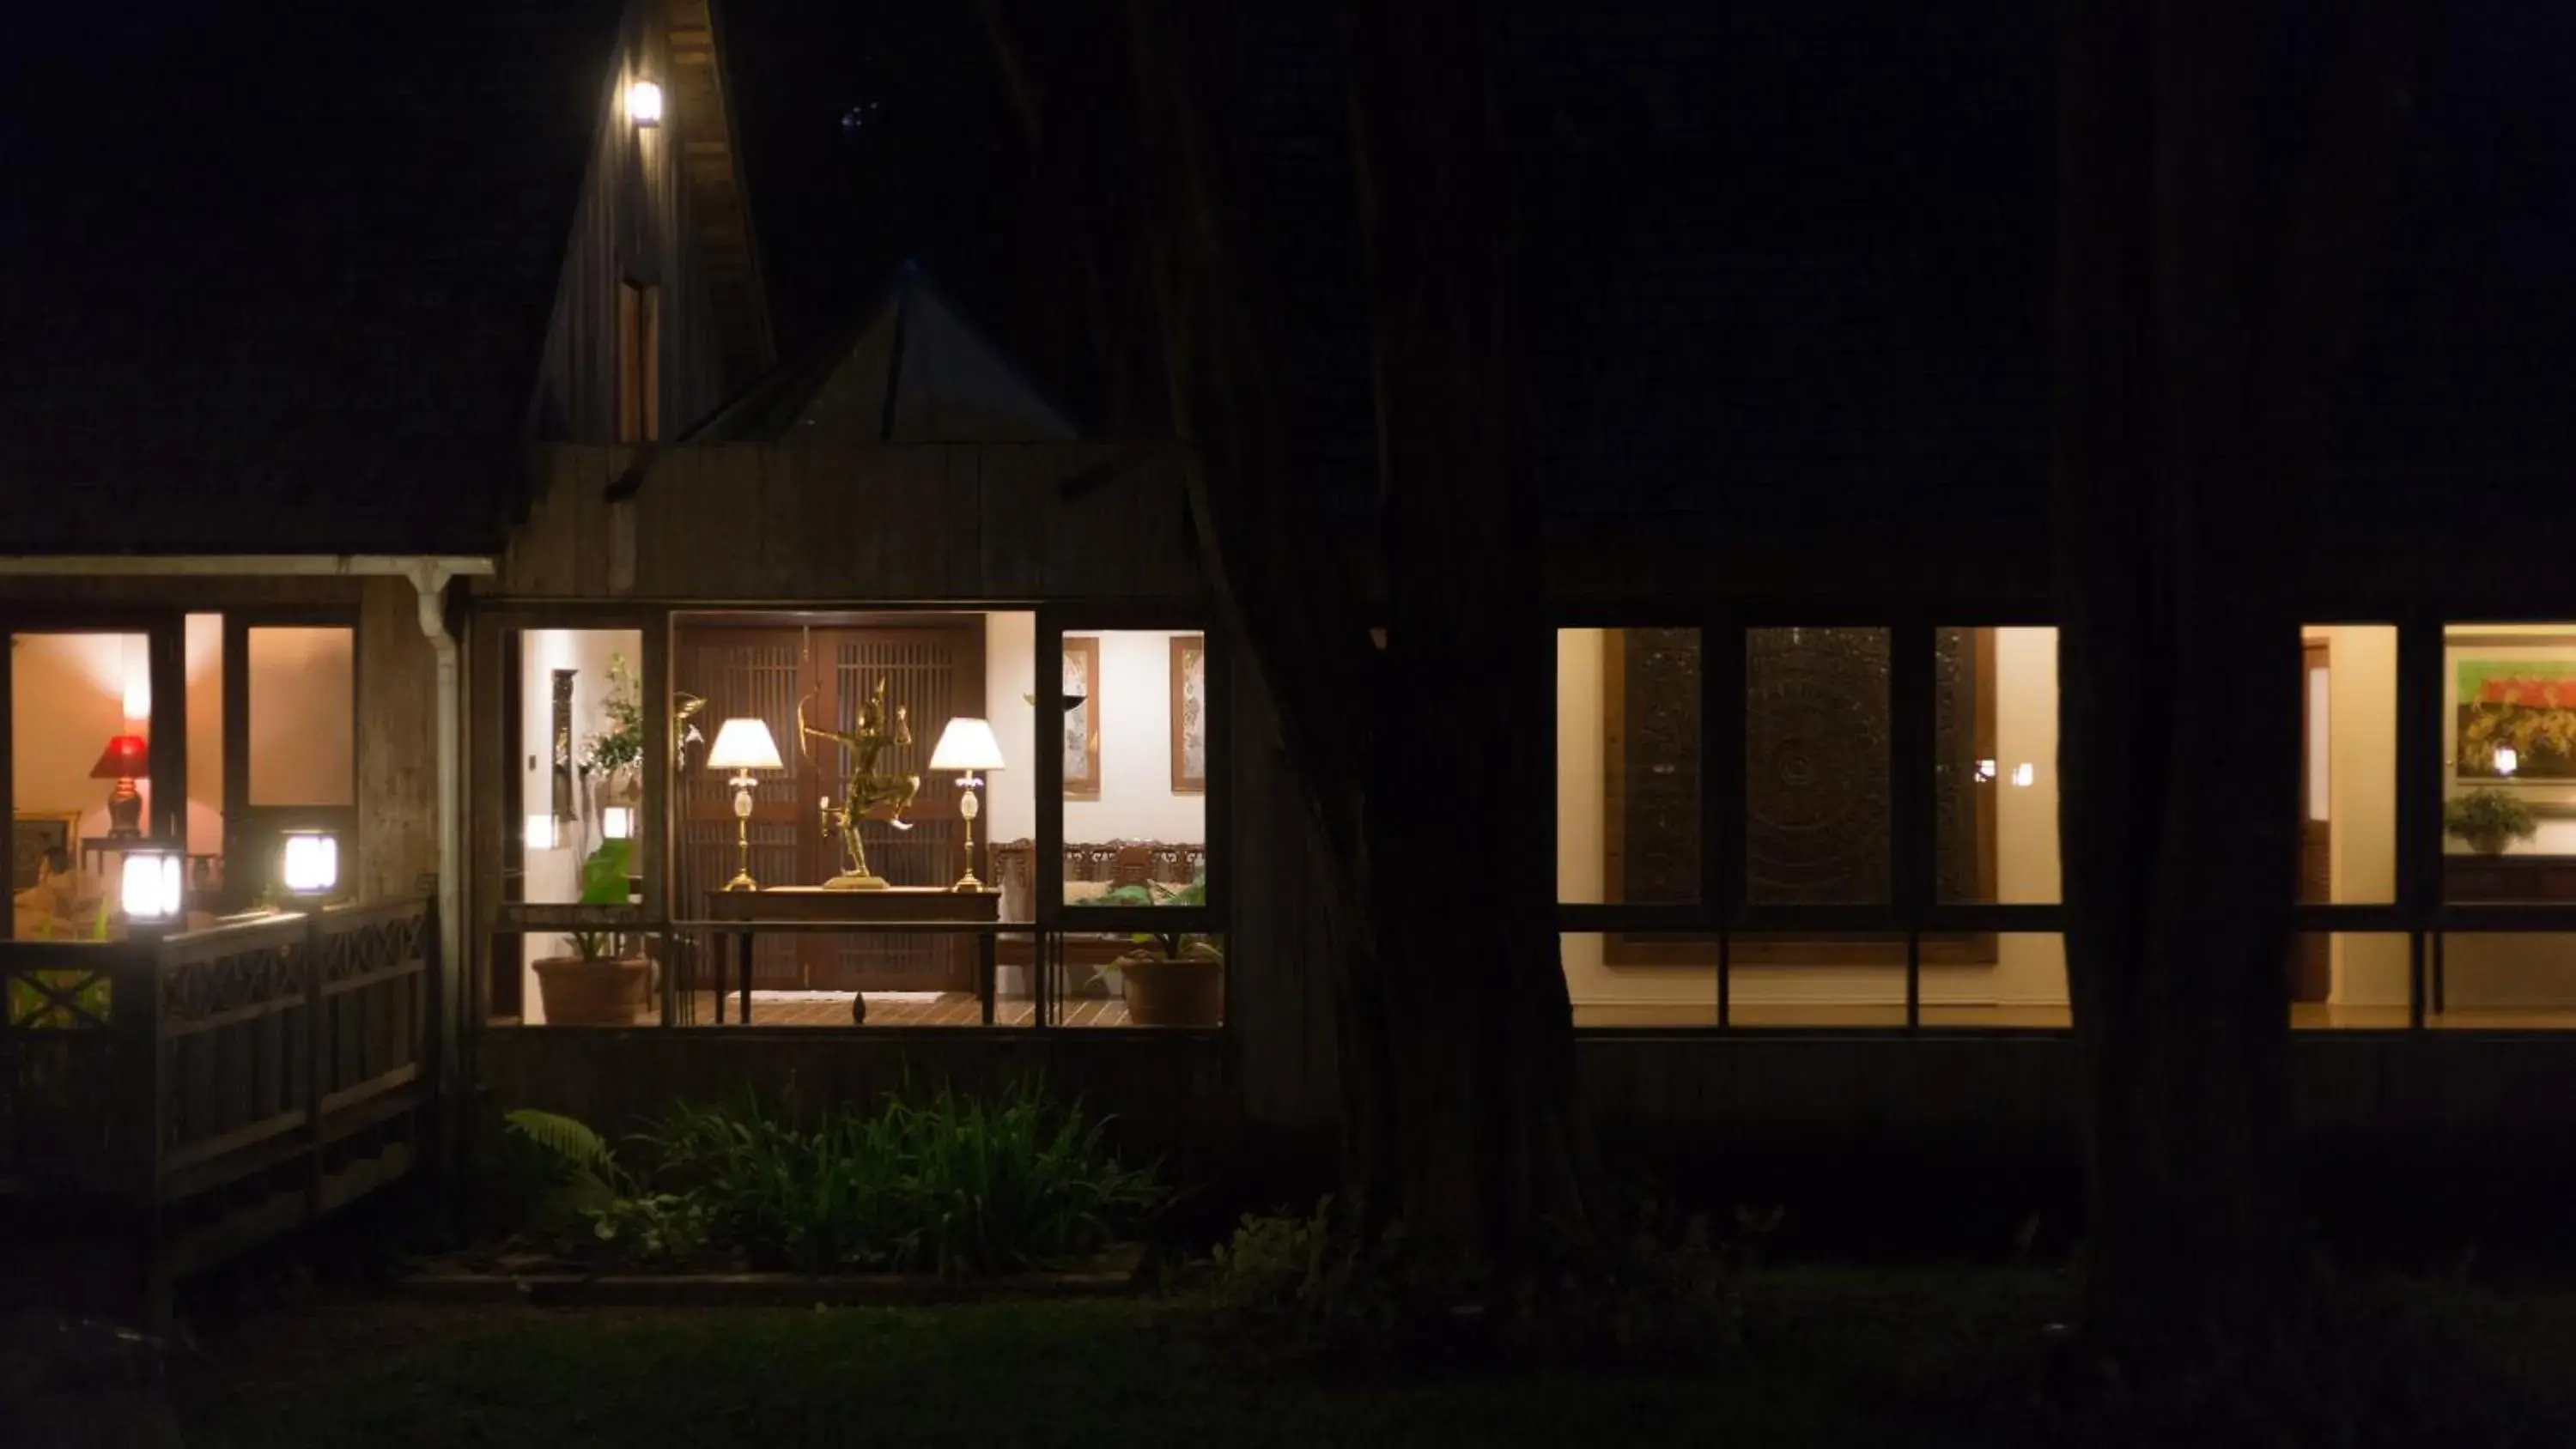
(983, 617, 1204, 848)
(517, 627, 641, 1022)
(246, 627, 355, 806)
(2308, 625, 2407, 1005)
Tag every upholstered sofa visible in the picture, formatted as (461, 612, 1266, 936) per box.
(991, 839, 1208, 995)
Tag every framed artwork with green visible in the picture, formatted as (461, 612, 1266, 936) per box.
(2454, 646, 2576, 782)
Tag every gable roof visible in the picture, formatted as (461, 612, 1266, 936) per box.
(688, 262, 1077, 443)
(0, 1, 629, 555)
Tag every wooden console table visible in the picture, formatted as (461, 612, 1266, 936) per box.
(702, 886, 1001, 1024)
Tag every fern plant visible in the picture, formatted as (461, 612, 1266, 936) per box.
(503, 1107, 625, 1234)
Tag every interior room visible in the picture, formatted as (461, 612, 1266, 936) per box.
(9, 615, 355, 942)
(2435, 623, 2576, 1023)
(501, 612, 1209, 1027)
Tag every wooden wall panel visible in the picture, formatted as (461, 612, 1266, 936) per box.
(1227, 657, 1343, 1137)
(355, 578, 439, 902)
(495, 442, 1202, 603)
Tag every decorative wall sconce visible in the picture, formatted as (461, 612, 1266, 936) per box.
(601, 806, 635, 841)
(2010, 762, 2037, 789)
(526, 813, 558, 851)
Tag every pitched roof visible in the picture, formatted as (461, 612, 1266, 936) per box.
(0, 1, 627, 555)
(689, 263, 1076, 443)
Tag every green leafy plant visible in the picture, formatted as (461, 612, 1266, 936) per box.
(569, 838, 636, 962)
(501, 1107, 626, 1235)
(2445, 788, 2538, 855)
(615, 1077, 1167, 1276)
(1069, 874, 1220, 966)
(581, 652, 646, 779)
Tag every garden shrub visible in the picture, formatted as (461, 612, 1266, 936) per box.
(496, 1077, 1166, 1277)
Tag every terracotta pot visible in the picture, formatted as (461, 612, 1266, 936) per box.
(1116, 954, 1222, 1027)
(532, 955, 652, 1026)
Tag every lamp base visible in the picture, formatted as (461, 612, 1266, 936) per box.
(105, 782, 143, 839)
(722, 871, 761, 893)
(950, 870, 986, 892)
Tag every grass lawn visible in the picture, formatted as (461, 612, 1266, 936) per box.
(180, 1270, 2576, 1448)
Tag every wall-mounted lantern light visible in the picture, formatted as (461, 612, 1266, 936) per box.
(627, 79, 664, 127)
(526, 813, 558, 851)
(601, 806, 635, 841)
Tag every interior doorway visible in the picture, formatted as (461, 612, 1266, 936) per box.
(674, 616, 983, 991)
(2293, 638, 2333, 1003)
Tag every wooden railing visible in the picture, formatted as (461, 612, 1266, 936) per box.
(0, 897, 437, 1301)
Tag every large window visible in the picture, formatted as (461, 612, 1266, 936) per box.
(1554, 621, 2064, 1030)
(2434, 623, 2576, 1028)
(480, 605, 1220, 1032)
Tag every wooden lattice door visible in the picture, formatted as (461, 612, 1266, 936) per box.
(677, 627, 811, 991)
(808, 626, 981, 991)
(675, 621, 982, 994)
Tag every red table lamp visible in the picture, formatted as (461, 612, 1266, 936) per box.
(90, 733, 150, 838)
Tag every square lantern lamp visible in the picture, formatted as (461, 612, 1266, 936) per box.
(281, 829, 339, 899)
(119, 846, 185, 927)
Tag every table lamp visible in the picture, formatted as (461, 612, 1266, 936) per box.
(90, 733, 150, 838)
(705, 717, 783, 891)
(928, 717, 1007, 890)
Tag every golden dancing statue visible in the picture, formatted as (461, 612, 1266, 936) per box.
(797, 679, 920, 889)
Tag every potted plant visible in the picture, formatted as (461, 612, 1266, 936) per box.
(2445, 788, 2539, 857)
(531, 837, 651, 1025)
(581, 652, 647, 813)
(1072, 876, 1221, 1027)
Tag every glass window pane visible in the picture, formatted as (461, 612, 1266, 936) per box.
(1558, 627, 1700, 905)
(1561, 931, 1716, 1028)
(1057, 629, 1207, 907)
(2297, 625, 2396, 905)
(10, 631, 148, 934)
(2291, 933, 2410, 1030)
(1920, 933, 2069, 1028)
(513, 627, 645, 1026)
(246, 627, 353, 806)
(1728, 931, 1906, 1026)
(2444, 625, 2576, 899)
(2433, 933, 2576, 1028)
(1747, 627, 1889, 905)
(1935, 627, 2060, 904)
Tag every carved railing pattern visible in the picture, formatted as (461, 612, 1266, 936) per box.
(319, 905, 427, 986)
(161, 925, 306, 1028)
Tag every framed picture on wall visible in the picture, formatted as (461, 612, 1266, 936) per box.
(2451, 639, 2576, 784)
(11, 810, 82, 891)
(1170, 634, 1206, 793)
(1063, 636, 1101, 800)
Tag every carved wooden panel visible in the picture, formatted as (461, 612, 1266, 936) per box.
(1932, 627, 1998, 905)
(1746, 628, 1892, 904)
(1609, 628, 1701, 904)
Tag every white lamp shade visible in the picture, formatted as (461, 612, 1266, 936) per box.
(282, 832, 339, 894)
(707, 717, 784, 772)
(928, 717, 1006, 773)
(120, 850, 184, 921)
(602, 806, 635, 840)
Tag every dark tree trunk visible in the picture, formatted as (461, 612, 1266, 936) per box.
(1343, 0, 1589, 1256)
(1078, 0, 1588, 1257)
(2056, 0, 2425, 1361)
